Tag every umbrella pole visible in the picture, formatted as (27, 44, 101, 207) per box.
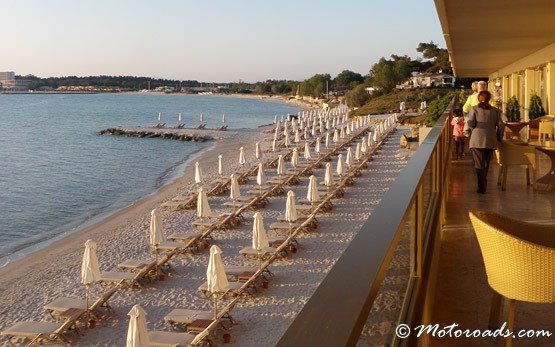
(214, 293, 218, 320)
(289, 222, 293, 252)
(85, 283, 90, 325)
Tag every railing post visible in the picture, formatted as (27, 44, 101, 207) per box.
(414, 185, 424, 278)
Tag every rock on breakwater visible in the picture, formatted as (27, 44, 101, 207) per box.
(99, 127, 213, 142)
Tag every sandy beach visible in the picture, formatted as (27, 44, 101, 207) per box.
(0, 116, 411, 346)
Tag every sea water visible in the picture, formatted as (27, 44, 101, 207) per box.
(0, 93, 299, 264)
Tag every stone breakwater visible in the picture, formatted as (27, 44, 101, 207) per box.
(99, 127, 213, 142)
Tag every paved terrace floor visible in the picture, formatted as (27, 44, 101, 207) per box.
(431, 152, 555, 346)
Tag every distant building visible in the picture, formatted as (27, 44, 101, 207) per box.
(0, 71, 16, 89)
(396, 72, 456, 89)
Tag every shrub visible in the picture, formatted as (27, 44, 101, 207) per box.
(425, 92, 455, 125)
(505, 96, 520, 122)
(528, 92, 545, 120)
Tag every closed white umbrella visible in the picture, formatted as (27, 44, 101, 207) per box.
(307, 175, 320, 205)
(194, 162, 203, 186)
(178, 113, 182, 122)
(150, 208, 165, 265)
(82, 239, 101, 321)
(252, 212, 269, 269)
(200, 113, 204, 123)
(222, 114, 226, 123)
(206, 245, 229, 318)
(81, 239, 101, 286)
(315, 137, 321, 156)
(157, 112, 161, 122)
(346, 147, 353, 167)
(361, 140, 368, 154)
(319, 121, 324, 133)
(255, 142, 261, 161)
(239, 147, 246, 167)
(284, 132, 291, 147)
(324, 163, 333, 189)
(256, 163, 266, 196)
(197, 187, 215, 231)
(303, 128, 308, 140)
(127, 305, 149, 347)
(277, 154, 285, 180)
(291, 148, 299, 170)
(336, 154, 344, 177)
(150, 208, 165, 247)
(294, 129, 300, 143)
(218, 155, 223, 176)
(230, 173, 240, 212)
(272, 139, 277, 152)
(283, 121, 289, 137)
(333, 129, 339, 143)
(311, 121, 316, 136)
(274, 115, 277, 124)
(355, 143, 361, 162)
(304, 142, 312, 161)
(285, 190, 298, 223)
(274, 123, 280, 140)
(340, 126, 346, 139)
(285, 190, 298, 248)
(325, 133, 330, 148)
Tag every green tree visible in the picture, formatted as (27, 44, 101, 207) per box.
(368, 56, 412, 93)
(345, 84, 370, 107)
(417, 41, 451, 73)
(300, 74, 330, 98)
(333, 70, 364, 91)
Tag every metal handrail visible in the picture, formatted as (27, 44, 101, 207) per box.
(277, 99, 455, 347)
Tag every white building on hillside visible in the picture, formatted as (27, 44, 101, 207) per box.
(396, 72, 455, 89)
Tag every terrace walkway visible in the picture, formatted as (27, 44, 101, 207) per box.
(431, 154, 555, 346)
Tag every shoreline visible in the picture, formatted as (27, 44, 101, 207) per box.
(0, 114, 412, 346)
(0, 126, 259, 278)
(0, 141, 216, 268)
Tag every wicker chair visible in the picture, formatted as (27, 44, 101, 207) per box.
(495, 140, 535, 190)
(539, 120, 554, 141)
(469, 211, 555, 347)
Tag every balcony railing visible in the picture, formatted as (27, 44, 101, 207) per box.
(277, 98, 456, 347)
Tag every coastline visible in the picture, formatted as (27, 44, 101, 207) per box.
(0, 114, 412, 346)
(0, 128, 253, 278)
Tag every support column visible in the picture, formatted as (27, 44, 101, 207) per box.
(502, 76, 510, 114)
(524, 68, 535, 122)
(510, 73, 520, 100)
(546, 62, 555, 114)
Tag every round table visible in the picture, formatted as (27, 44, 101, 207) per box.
(529, 141, 555, 191)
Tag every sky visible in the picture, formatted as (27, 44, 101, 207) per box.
(1, 0, 445, 82)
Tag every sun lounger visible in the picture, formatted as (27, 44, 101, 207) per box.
(161, 194, 196, 211)
(44, 286, 118, 318)
(99, 261, 157, 287)
(157, 240, 193, 253)
(148, 330, 196, 347)
(198, 281, 244, 298)
(298, 199, 333, 211)
(1, 308, 84, 346)
(238, 246, 277, 258)
(164, 308, 235, 329)
(167, 231, 205, 247)
(197, 124, 206, 129)
(269, 221, 315, 233)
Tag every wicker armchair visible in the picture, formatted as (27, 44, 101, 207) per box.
(495, 140, 535, 190)
(539, 120, 554, 141)
(469, 210, 555, 347)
